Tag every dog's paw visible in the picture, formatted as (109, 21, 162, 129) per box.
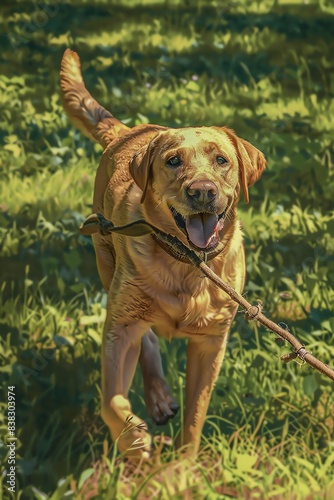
(144, 377, 179, 425)
(106, 395, 153, 462)
(118, 414, 153, 461)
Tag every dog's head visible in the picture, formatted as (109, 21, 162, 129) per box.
(130, 127, 265, 252)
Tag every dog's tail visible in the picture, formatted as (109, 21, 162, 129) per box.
(60, 49, 129, 148)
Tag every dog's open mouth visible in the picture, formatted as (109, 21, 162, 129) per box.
(170, 207, 227, 250)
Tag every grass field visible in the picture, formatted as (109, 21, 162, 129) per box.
(0, 0, 334, 498)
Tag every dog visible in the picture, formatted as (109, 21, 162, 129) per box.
(60, 49, 266, 460)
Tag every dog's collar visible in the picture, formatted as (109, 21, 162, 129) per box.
(151, 234, 224, 264)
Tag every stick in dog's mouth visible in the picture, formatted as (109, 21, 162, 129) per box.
(169, 206, 227, 250)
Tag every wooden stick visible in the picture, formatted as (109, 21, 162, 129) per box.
(80, 213, 334, 382)
(197, 260, 334, 381)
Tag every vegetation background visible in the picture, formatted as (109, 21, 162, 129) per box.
(0, 0, 333, 498)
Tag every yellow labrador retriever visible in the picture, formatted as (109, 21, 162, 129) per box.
(60, 49, 266, 459)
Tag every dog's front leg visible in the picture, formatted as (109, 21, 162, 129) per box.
(101, 317, 152, 460)
(177, 334, 229, 455)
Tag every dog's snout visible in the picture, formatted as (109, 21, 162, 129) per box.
(186, 180, 218, 205)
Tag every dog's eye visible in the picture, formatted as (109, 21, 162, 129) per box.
(166, 156, 181, 167)
(216, 156, 228, 165)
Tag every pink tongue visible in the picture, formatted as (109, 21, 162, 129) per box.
(185, 213, 218, 249)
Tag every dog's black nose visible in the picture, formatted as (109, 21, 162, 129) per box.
(186, 180, 218, 205)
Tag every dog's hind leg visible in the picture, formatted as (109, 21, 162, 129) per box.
(139, 330, 179, 425)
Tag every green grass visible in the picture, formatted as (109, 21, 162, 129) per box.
(0, 0, 334, 498)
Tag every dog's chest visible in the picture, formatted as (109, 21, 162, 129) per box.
(148, 272, 237, 337)
(127, 231, 244, 337)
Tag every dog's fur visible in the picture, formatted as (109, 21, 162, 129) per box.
(60, 49, 266, 459)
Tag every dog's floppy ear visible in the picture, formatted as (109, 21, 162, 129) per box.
(129, 139, 157, 203)
(221, 127, 266, 203)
